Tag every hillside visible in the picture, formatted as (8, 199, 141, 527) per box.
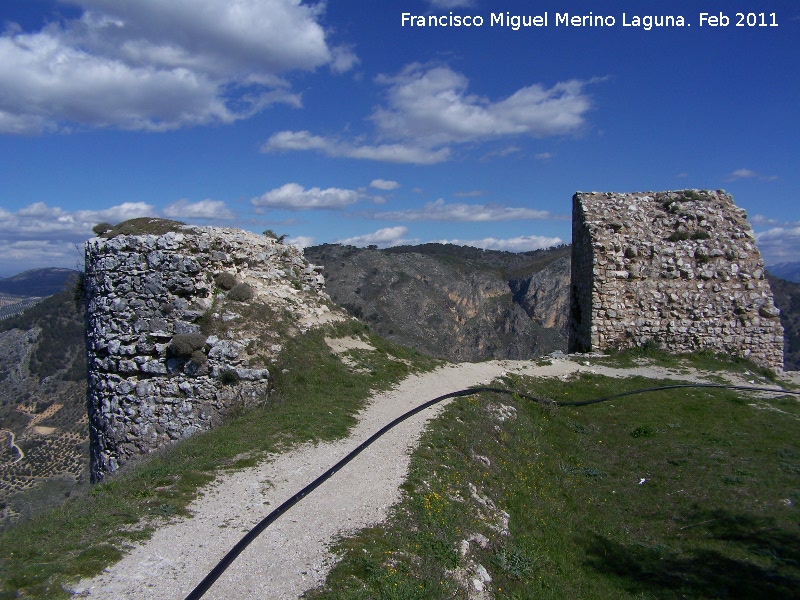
(0, 289, 88, 526)
(768, 262, 800, 283)
(767, 274, 800, 372)
(304, 243, 570, 362)
(0, 268, 79, 297)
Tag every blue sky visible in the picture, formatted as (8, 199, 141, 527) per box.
(0, 0, 798, 277)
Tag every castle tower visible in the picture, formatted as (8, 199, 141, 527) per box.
(569, 190, 784, 370)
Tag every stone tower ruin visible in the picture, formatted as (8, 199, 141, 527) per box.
(569, 190, 784, 370)
(84, 223, 328, 481)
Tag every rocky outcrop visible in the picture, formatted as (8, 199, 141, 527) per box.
(85, 224, 334, 481)
(304, 244, 568, 362)
(509, 255, 570, 337)
(569, 190, 784, 370)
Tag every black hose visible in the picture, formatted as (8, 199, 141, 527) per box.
(184, 381, 798, 599)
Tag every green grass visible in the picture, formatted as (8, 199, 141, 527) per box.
(100, 217, 186, 238)
(308, 363, 800, 599)
(590, 344, 781, 383)
(0, 320, 438, 599)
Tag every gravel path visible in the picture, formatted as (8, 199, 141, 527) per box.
(71, 356, 794, 599)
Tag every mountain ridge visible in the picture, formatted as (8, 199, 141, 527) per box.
(304, 243, 571, 362)
(0, 268, 79, 297)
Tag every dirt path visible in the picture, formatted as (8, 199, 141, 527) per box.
(70, 356, 793, 599)
(0, 429, 23, 463)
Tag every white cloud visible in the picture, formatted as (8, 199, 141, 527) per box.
(337, 226, 414, 247)
(436, 235, 564, 252)
(729, 168, 758, 180)
(373, 199, 561, 222)
(755, 225, 800, 264)
(262, 64, 597, 164)
(329, 45, 360, 74)
(480, 146, 522, 161)
(371, 64, 594, 147)
(163, 199, 235, 220)
(0, 201, 155, 274)
(0, 0, 353, 133)
(0, 240, 85, 276)
(0, 201, 154, 241)
(370, 179, 401, 191)
(751, 214, 780, 226)
(725, 168, 778, 182)
(453, 190, 484, 198)
(262, 130, 451, 164)
(535, 152, 553, 161)
(251, 183, 360, 210)
(287, 235, 315, 248)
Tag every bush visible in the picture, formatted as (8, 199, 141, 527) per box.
(92, 222, 114, 235)
(228, 282, 254, 302)
(185, 350, 208, 376)
(214, 272, 237, 291)
(667, 230, 691, 242)
(101, 218, 185, 238)
(219, 369, 240, 385)
(263, 229, 287, 243)
(168, 333, 207, 357)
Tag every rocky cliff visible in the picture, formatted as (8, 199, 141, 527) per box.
(304, 244, 569, 362)
(84, 220, 337, 481)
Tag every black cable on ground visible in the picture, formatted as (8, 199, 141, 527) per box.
(184, 382, 799, 599)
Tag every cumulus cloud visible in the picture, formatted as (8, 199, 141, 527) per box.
(262, 64, 596, 164)
(337, 226, 414, 247)
(755, 224, 800, 264)
(261, 130, 451, 164)
(251, 183, 360, 210)
(371, 64, 593, 146)
(0, 0, 353, 133)
(0, 201, 154, 241)
(163, 199, 235, 220)
(0, 240, 85, 277)
(436, 235, 564, 252)
(751, 214, 780, 226)
(370, 179, 401, 191)
(286, 235, 315, 248)
(373, 199, 561, 222)
(0, 201, 155, 273)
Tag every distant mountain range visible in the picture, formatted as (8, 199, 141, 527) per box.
(0, 268, 79, 297)
(767, 262, 800, 283)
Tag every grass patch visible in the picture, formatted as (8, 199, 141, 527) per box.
(99, 217, 186, 238)
(590, 346, 780, 382)
(309, 365, 800, 599)
(0, 321, 438, 598)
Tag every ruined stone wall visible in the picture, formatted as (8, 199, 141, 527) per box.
(568, 190, 784, 370)
(85, 225, 330, 481)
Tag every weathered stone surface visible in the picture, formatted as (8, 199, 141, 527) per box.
(85, 225, 329, 482)
(569, 190, 784, 370)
